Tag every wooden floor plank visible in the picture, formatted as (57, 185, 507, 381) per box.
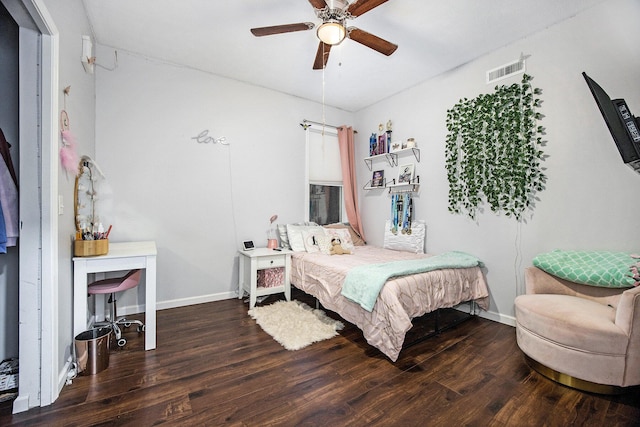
(2, 291, 639, 426)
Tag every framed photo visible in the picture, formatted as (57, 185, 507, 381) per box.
(371, 170, 384, 187)
(389, 140, 402, 152)
(378, 134, 387, 154)
(397, 164, 415, 184)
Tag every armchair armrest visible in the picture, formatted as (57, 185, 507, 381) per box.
(615, 285, 640, 335)
(615, 285, 640, 386)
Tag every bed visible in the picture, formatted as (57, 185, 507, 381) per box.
(290, 245, 490, 362)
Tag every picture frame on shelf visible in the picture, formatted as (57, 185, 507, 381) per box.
(378, 134, 387, 154)
(397, 164, 415, 184)
(371, 170, 385, 187)
(389, 140, 402, 152)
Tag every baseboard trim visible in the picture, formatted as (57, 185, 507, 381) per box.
(117, 291, 238, 316)
(454, 303, 516, 327)
(478, 310, 516, 327)
(11, 395, 29, 414)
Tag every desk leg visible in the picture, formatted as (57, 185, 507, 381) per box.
(73, 261, 89, 339)
(94, 272, 106, 323)
(145, 255, 157, 350)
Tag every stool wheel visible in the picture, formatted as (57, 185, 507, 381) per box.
(137, 325, 145, 333)
(117, 338, 127, 347)
(123, 322, 131, 328)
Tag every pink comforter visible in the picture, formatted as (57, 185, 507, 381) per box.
(290, 246, 490, 361)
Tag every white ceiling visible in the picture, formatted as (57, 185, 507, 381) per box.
(82, 0, 606, 112)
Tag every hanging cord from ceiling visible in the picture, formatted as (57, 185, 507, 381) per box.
(321, 42, 327, 138)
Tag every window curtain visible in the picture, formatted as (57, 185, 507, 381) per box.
(337, 126, 366, 242)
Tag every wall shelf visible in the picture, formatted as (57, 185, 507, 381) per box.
(364, 147, 420, 170)
(392, 147, 421, 163)
(364, 153, 395, 170)
(386, 176, 420, 194)
(363, 176, 387, 190)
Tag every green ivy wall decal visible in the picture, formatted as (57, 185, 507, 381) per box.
(445, 73, 546, 220)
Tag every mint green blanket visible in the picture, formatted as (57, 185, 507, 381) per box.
(341, 251, 483, 312)
(533, 250, 640, 288)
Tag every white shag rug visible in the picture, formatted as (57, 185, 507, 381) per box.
(248, 300, 344, 351)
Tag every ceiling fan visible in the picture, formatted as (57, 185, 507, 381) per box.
(250, 0, 398, 70)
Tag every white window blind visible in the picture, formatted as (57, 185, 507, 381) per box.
(308, 128, 342, 183)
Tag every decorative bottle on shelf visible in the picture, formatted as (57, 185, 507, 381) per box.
(369, 133, 377, 156)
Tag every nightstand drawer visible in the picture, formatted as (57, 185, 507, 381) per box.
(256, 255, 286, 269)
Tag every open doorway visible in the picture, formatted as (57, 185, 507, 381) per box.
(0, 0, 59, 413)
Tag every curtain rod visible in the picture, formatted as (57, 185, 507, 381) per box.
(300, 119, 357, 133)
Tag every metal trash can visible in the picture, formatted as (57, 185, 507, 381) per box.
(75, 327, 111, 375)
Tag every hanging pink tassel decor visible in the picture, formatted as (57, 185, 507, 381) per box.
(60, 128, 79, 174)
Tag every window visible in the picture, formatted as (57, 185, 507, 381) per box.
(305, 125, 344, 225)
(309, 184, 341, 225)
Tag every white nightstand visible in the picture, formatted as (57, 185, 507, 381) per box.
(238, 248, 292, 308)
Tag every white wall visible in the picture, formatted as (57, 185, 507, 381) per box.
(354, 0, 640, 324)
(95, 48, 353, 310)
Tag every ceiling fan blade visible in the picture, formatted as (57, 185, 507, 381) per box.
(313, 42, 332, 70)
(346, 0, 389, 17)
(348, 27, 397, 56)
(308, 0, 328, 10)
(250, 22, 314, 37)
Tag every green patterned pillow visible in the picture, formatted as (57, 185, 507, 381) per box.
(533, 250, 640, 288)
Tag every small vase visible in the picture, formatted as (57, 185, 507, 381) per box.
(267, 239, 278, 249)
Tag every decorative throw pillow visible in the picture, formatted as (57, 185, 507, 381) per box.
(277, 224, 290, 249)
(324, 223, 366, 246)
(278, 222, 318, 250)
(302, 230, 332, 254)
(323, 228, 355, 252)
(286, 224, 324, 252)
(533, 250, 640, 288)
(383, 220, 426, 254)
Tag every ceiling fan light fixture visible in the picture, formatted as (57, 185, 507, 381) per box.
(317, 20, 346, 45)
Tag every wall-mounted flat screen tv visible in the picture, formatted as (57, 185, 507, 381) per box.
(582, 72, 640, 174)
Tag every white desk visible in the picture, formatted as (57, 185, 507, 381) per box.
(73, 241, 157, 350)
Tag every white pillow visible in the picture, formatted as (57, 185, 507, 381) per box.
(286, 224, 324, 252)
(277, 224, 290, 249)
(323, 228, 355, 252)
(302, 229, 332, 254)
(278, 222, 318, 250)
(383, 220, 426, 254)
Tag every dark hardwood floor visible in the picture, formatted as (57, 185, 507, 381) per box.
(2, 289, 639, 426)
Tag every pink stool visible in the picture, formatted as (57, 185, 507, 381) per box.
(88, 269, 145, 348)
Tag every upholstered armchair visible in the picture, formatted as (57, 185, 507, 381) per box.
(515, 266, 640, 394)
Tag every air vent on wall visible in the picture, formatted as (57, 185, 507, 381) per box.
(486, 58, 525, 84)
